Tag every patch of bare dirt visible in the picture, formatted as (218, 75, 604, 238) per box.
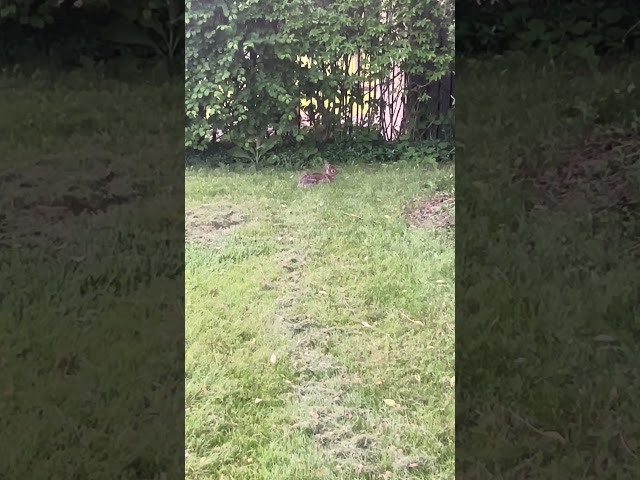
(405, 191, 455, 229)
(527, 127, 640, 215)
(0, 159, 137, 248)
(185, 206, 244, 244)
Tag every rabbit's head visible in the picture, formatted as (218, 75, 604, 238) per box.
(324, 162, 338, 176)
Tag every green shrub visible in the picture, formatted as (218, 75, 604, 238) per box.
(0, 0, 184, 73)
(457, 0, 640, 57)
(186, 138, 454, 170)
(185, 0, 454, 151)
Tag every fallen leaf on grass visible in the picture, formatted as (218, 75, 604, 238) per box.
(620, 432, 637, 458)
(510, 409, 567, 444)
(254, 398, 263, 404)
(408, 463, 418, 468)
(383, 398, 398, 407)
(310, 409, 319, 418)
(594, 334, 616, 342)
(375, 380, 383, 385)
(609, 386, 619, 405)
(400, 311, 423, 325)
(361, 321, 373, 328)
(202, 386, 208, 393)
(539, 430, 566, 444)
(383, 471, 393, 479)
(270, 353, 277, 364)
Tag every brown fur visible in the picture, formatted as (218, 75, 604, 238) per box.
(298, 162, 338, 188)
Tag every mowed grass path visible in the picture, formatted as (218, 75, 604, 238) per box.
(185, 163, 454, 479)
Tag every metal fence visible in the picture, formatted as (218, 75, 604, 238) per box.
(295, 55, 455, 142)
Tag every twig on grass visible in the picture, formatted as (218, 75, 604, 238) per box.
(341, 212, 363, 220)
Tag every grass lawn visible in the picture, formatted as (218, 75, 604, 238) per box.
(185, 161, 455, 479)
(457, 54, 640, 477)
(0, 71, 184, 478)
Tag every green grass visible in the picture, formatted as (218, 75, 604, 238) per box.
(457, 53, 640, 477)
(0, 70, 184, 478)
(185, 162, 455, 479)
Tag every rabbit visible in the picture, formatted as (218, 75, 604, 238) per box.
(298, 162, 338, 188)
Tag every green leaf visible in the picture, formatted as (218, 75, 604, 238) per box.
(526, 19, 547, 37)
(600, 8, 624, 24)
(0, 4, 17, 18)
(261, 134, 281, 153)
(99, 18, 159, 50)
(569, 21, 593, 36)
(29, 16, 45, 28)
(229, 147, 254, 161)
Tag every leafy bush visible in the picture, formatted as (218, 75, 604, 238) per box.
(186, 138, 454, 170)
(0, 0, 184, 73)
(457, 0, 640, 57)
(185, 0, 454, 151)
